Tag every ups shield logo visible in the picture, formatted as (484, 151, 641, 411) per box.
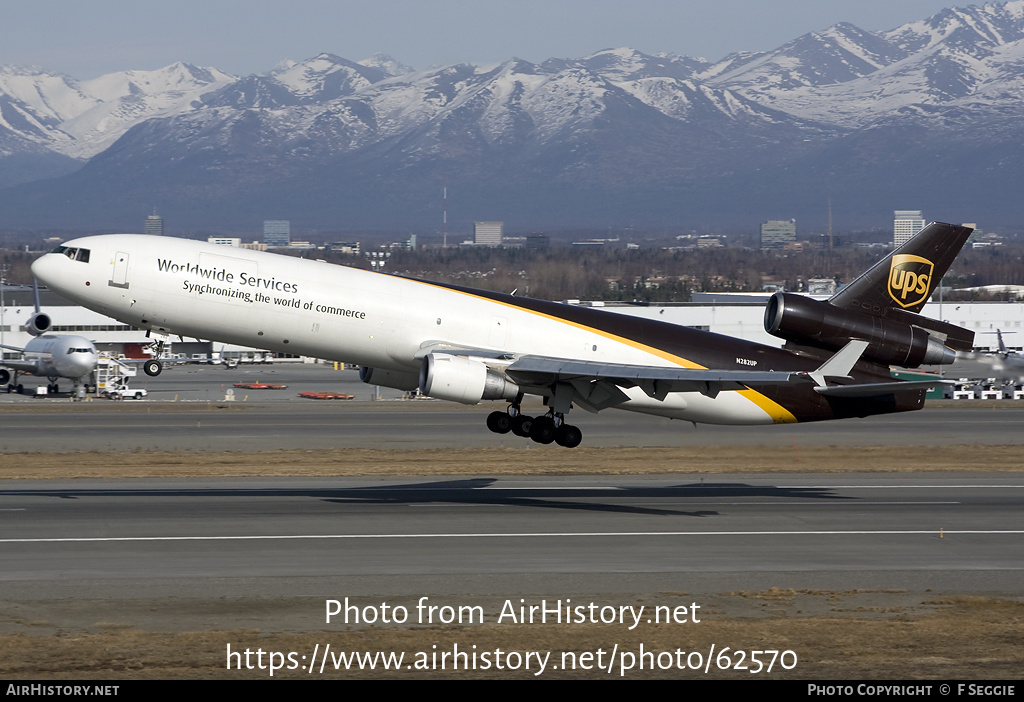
(888, 254, 935, 308)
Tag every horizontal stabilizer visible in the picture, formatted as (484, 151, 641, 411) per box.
(803, 339, 867, 387)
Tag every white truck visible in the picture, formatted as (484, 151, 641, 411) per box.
(105, 385, 148, 400)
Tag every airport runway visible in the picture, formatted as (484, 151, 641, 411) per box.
(2, 473, 1022, 605)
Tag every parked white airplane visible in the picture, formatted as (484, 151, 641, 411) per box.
(0, 310, 98, 394)
(31, 223, 974, 446)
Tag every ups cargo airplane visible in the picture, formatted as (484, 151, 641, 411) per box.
(31, 222, 974, 447)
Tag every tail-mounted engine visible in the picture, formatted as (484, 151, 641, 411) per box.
(765, 292, 955, 367)
(24, 312, 51, 337)
(419, 353, 520, 404)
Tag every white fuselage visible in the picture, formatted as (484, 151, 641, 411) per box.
(13, 335, 98, 380)
(31, 235, 788, 424)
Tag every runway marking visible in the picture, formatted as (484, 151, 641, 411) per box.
(480, 486, 623, 490)
(2, 529, 1022, 543)
(778, 485, 1024, 489)
(628, 501, 961, 506)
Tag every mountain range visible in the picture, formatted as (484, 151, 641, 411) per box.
(2, 2, 1024, 233)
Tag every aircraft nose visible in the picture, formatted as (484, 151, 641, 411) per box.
(74, 356, 97, 378)
(30, 254, 61, 288)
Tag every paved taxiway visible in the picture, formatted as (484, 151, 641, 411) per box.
(1, 363, 1024, 451)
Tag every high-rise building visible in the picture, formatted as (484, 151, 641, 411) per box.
(474, 221, 503, 247)
(526, 233, 550, 249)
(894, 210, 925, 247)
(760, 220, 796, 250)
(263, 220, 291, 247)
(144, 212, 164, 236)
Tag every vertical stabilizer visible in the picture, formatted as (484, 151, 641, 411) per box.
(829, 222, 973, 315)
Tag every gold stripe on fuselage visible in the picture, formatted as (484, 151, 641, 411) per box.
(406, 278, 799, 424)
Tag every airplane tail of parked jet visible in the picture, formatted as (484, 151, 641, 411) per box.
(31, 221, 974, 446)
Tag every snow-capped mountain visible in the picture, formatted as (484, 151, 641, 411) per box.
(3, 2, 1024, 230)
(0, 62, 234, 162)
(700, 1, 1024, 126)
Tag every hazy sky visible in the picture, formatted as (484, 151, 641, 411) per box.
(1, 0, 973, 78)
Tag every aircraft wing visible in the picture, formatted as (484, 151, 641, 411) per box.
(0, 344, 39, 373)
(507, 339, 872, 394)
(500, 354, 840, 413)
(0, 359, 41, 374)
(506, 355, 800, 391)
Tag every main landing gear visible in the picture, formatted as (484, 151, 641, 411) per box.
(486, 402, 583, 448)
(143, 332, 168, 377)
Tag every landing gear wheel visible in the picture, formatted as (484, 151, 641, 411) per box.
(529, 416, 557, 444)
(555, 424, 583, 448)
(143, 360, 162, 377)
(486, 410, 512, 434)
(511, 415, 533, 437)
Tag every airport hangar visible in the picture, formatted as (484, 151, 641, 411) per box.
(2, 285, 1022, 362)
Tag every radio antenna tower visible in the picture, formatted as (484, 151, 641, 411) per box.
(442, 184, 448, 248)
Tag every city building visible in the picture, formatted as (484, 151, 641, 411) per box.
(144, 212, 164, 236)
(894, 210, 926, 247)
(760, 220, 796, 250)
(263, 220, 291, 247)
(474, 221, 503, 247)
(328, 242, 361, 255)
(207, 237, 241, 247)
(526, 233, 550, 249)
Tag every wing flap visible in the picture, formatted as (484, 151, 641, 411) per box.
(506, 355, 800, 398)
(814, 380, 951, 397)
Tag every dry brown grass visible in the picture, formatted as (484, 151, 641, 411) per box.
(1, 444, 1022, 480)
(2, 594, 1020, 679)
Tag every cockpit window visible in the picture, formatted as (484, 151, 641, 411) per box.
(50, 246, 90, 262)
